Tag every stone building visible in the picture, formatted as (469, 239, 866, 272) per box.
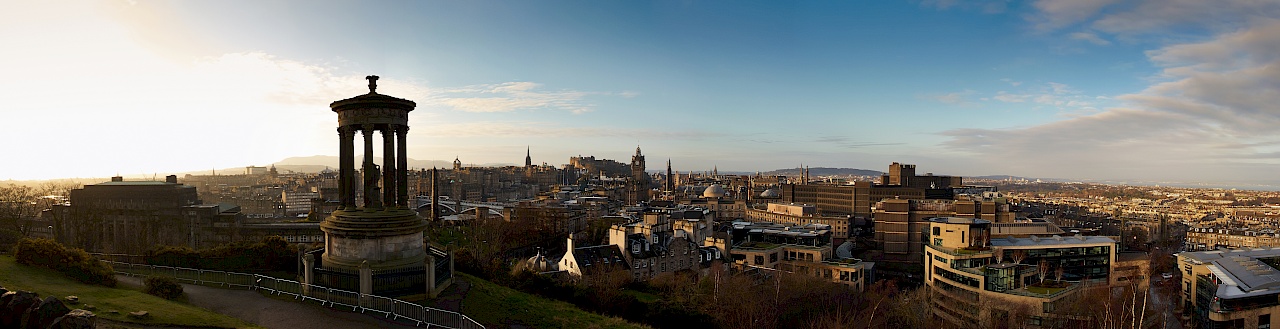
(628, 146, 649, 205)
(745, 203, 854, 243)
(45, 175, 235, 254)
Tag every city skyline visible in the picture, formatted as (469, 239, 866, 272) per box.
(3, 1, 1277, 184)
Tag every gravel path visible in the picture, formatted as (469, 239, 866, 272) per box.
(116, 276, 421, 329)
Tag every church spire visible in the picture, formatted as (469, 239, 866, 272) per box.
(525, 146, 532, 167)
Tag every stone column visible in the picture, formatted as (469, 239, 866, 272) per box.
(302, 253, 315, 294)
(359, 260, 372, 296)
(426, 254, 436, 297)
(362, 124, 376, 209)
(382, 125, 396, 209)
(397, 126, 409, 208)
(430, 168, 439, 221)
(338, 126, 354, 209)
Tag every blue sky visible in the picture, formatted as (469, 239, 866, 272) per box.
(3, 0, 1278, 184)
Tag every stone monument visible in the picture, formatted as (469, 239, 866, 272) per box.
(312, 76, 430, 295)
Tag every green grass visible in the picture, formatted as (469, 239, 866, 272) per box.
(0, 255, 261, 329)
(1025, 285, 1067, 295)
(621, 289, 661, 304)
(457, 273, 650, 329)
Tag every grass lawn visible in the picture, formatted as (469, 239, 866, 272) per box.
(457, 273, 650, 329)
(0, 255, 261, 329)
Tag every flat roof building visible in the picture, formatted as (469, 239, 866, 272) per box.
(1178, 248, 1280, 329)
(925, 217, 1120, 327)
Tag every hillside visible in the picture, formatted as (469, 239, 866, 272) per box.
(0, 255, 259, 328)
(447, 273, 649, 329)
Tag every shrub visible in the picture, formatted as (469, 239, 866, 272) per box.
(0, 229, 21, 252)
(12, 238, 116, 287)
(144, 276, 183, 300)
(144, 236, 298, 272)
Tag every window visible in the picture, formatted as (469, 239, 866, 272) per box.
(1261, 314, 1271, 329)
(755, 255, 764, 265)
(933, 227, 940, 236)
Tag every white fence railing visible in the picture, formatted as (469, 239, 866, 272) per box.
(103, 261, 484, 329)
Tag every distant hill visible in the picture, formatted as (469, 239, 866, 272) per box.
(271, 155, 513, 173)
(970, 175, 1041, 181)
(761, 167, 884, 177)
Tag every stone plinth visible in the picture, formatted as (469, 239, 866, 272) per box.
(320, 208, 426, 270)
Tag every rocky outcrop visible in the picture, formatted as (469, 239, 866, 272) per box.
(47, 310, 94, 329)
(1, 291, 39, 328)
(0, 291, 94, 329)
(22, 297, 70, 329)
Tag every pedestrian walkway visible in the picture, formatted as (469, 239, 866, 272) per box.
(117, 275, 420, 329)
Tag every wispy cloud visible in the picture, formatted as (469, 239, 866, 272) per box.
(930, 82, 1100, 110)
(1030, 0, 1280, 37)
(429, 82, 628, 114)
(1027, 0, 1120, 32)
(918, 0, 1010, 14)
(1069, 31, 1111, 45)
(920, 90, 976, 105)
(419, 121, 719, 140)
(941, 16, 1280, 181)
(815, 136, 905, 149)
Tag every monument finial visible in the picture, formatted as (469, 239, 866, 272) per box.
(366, 75, 380, 93)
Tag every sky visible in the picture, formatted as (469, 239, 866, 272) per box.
(2, 0, 1278, 185)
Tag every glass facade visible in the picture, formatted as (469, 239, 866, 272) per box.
(985, 265, 1016, 292)
(1001, 245, 1111, 282)
(936, 266, 980, 287)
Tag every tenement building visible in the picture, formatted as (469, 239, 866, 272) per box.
(924, 217, 1120, 327)
(1178, 248, 1280, 329)
(558, 207, 724, 281)
(1186, 226, 1280, 251)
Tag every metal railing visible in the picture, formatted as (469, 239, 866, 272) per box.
(103, 260, 483, 329)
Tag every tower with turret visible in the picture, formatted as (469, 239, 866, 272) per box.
(629, 146, 649, 204)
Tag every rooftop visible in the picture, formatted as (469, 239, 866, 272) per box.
(990, 235, 1115, 248)
(1181, 248, 1280, 299)
(930, 217, 991, 225)
(94, 181, 179, 186)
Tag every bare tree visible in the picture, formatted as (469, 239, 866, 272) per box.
(994, 247, 1005, 264)
(1055, 265, 1065, 284)
(0, 184, 43, 237)
(981, 296, 1036, 329)
(1037, 259, 1049, 285)
(1011, 250, 1027, 265)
